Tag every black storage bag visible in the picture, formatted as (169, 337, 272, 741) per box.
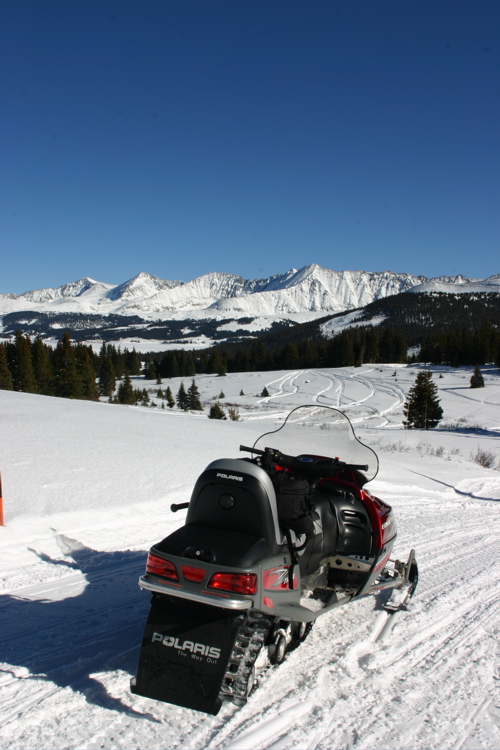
(272, 471, 314, 536)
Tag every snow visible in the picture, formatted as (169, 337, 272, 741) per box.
(408, 277, 500, 295)
(321, 312, 387, 337)
(1, 364, 500, 749)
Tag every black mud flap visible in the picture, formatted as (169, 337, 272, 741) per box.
(131, 594, 246, 715)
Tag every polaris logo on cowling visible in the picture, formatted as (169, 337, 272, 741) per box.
(152, 633, 221, 659)
(216, 472, 243, 482)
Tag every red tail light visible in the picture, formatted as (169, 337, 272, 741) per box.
(181, 565, 206, 582)
(207, 572, 257, 595)
(146, 553, 178, 581)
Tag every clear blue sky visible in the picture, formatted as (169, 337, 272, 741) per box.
(2, 0, 499, 294)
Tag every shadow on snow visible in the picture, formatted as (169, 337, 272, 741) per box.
(0, 534, 159, 721)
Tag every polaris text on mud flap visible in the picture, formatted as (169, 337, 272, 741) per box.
(152, 633, 221, 660)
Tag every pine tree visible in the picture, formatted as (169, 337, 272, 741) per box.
(403, 371, 443, 429)
(12, 331, 37, 393)
(139, 388, 150, 406)
(51, 332, 82, 399)
(339, 332, 355, 366)
(110, 344, 125, 379)
(187, 379, 203, 410)
(176, 382, 189, 410)
(161, 352, 180, 379)
(208, 402, 226, 419)
(124, 348, 142, 376)
(0, 345, 13, 390)
(165, 386, 175, 408)
(178, 351, 196, 377)
(470, 366, 485, 388)
(365, 328, 380, 363)
(116, 370, 136, 404)
(277, 342, 299, 369)
(261, 386, 270, 397)
(75, 344, 99, 401)
(142, 358, 156, 380)
(98, 354, 116, 397)
(32, 336, 53, 395)
(298, 339, 317, 368)
(209, 349, 227, 377)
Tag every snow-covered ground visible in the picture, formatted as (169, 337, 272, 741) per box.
(1, 364, 500, 749)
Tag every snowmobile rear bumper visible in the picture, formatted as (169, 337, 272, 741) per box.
(138, 575, 253, 610)
(131, 593, 249, 714)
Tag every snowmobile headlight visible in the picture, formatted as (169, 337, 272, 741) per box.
(146, 553, 179, 581)
(207, 572, 258, 596)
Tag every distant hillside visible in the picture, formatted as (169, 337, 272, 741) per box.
(203, 289, 500, 368)
(321, 291, 500, 345)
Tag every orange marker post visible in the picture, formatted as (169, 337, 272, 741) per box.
(0, 471, 4, 526)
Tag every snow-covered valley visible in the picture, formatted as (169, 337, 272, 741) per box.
(1, 364, 500, 749)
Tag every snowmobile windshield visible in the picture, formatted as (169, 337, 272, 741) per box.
(252, 405, 379, 483)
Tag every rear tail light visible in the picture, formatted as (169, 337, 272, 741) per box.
(207, 572, 257, 595)
(146, 553, 178, 581)
(181, 565, 206, 582)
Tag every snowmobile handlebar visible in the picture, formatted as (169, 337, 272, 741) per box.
(239, 445, 368, 476)
(170, 502, 190, 512)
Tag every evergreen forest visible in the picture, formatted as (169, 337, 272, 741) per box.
(0, 332, 141, 401)
(1, 312, 499, 404)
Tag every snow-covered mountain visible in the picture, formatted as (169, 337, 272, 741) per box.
(1, 264, 490, 321)
(1, 265, 498, 347)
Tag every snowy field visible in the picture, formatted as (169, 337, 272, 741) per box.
(1, 364, 500, 750)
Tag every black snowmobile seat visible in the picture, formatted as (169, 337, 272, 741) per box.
(185, 459, 284, 555)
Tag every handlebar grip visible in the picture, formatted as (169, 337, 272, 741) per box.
(170, 502, 190, 512)
(240, 444, 265, 455)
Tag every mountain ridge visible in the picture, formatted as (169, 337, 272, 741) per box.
(1, 264, 498, 346)
(2, 264, 492, 320)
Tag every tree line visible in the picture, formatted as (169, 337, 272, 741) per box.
(1, 320, 499, 402)
(142, 321, 500, 378)
(0, 331, 141, 400)
(417, 322, 500, 367)
(143, 326, 410, 378)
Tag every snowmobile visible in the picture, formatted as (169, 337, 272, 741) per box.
(131, 405, 417, 715)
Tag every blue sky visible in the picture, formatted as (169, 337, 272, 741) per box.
(2, 1, 499, 294)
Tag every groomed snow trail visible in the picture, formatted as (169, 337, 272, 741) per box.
(206, 476, 500, 750)
(1, 365, 499, 749)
